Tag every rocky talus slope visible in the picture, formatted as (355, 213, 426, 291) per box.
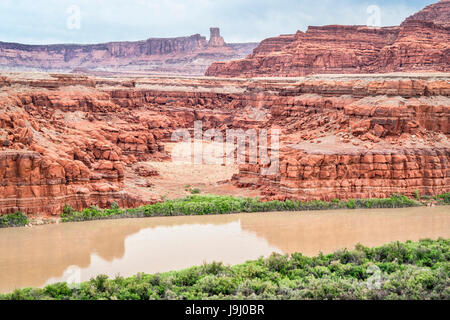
(206, 0, 450, 77)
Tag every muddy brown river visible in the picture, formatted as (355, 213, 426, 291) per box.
(0, 206, 449, 293)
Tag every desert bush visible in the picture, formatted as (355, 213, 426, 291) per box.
(0, 212, 29, 228)
(1, 239, 447, 300)
(59, 194, 424, 223)
(435, 193, 450, 204)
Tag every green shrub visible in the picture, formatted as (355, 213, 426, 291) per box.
(194, 275, 236, 295)
(265, 253, 291, 273)
(414, 190, 420, 200)
(59, 194, 423, 223)
(63, 204, 75, 215)
(0, 239, 448, 300)
(435, 193, 450, 204)
(110, 202, 120, 210)
(0, 212, 29, 228)
(44, 282, 73, 299)
(346, 199, 355, 209)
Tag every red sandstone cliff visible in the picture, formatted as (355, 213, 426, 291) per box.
(402, 0, 450, 27)
(206, 1, 450, 77)
(0, 28, 257, 76)
(0, 73, 448, 215)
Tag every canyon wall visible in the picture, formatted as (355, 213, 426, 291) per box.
(0, 28, 257, 76)
(0, 73, 448, 215)
(401, 0, 450, 27)
(206, 0, 450, 77)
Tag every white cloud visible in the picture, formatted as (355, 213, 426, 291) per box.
(0, 0, 436, 44)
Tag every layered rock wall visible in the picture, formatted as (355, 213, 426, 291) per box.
(0, 73, 448, 215)
(0, 151, 135, 215)
(236, 148, 449, 201)
(206, 1, 450, 77)
(0, 29, 257, 76)
(230, 76, 450, 200)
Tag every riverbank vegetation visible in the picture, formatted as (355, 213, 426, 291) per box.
(60, 194, 421, 223)
(434, 192, 450, 205)
(0, 193, 447, 226)
(0, 212, 28, 228)
(1, 239, 448, 300)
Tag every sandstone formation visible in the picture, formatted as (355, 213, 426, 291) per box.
(206, 0, 450, 77)
(402, 0, 450, 27)
(208, 28, 226, 47)
(0, 72, 448, 216)
(0, 28, 257, 76)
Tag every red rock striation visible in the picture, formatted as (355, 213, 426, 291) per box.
(0, 28, 257, 76)
(402, 0, 450, 27)
(0, 72, 448, 216)
(206, 0, 450, 77)
(231, 75, 450, 200)
(0, 150, 137, 215)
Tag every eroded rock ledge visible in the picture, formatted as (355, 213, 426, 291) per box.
(0, 72, 448, 215)
(206, 0, 450, 77)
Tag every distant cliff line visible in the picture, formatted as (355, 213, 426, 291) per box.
(0, 28, 258, 75)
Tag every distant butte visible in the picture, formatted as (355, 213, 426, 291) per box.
(206, 0, 450, 77)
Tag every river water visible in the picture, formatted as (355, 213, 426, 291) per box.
(0, 206, 449, 293)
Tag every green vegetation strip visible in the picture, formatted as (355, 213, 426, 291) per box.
(0, 212, 28, 228)
(1, 239, 448, 300)
(61, 194, 425, 223)
(434, 192, 450, 204)
(0, 193, 447, 227)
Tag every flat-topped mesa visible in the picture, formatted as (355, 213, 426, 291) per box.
(0, 29, 257, 76)
(208, 28, 226, 47)
(205, 25, 402, 77)
(252, 34, 297, 54)
(141, 34, 207, 55)
(0, 33, 207, 61)
(206, 0, 450, 77)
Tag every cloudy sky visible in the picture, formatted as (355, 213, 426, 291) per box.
(0, 0, 436, 44)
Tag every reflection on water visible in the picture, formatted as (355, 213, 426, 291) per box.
(0, 206, 449, 293)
